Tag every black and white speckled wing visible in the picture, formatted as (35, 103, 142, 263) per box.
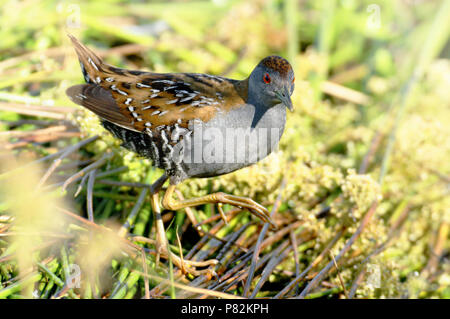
(66, 35, 248, 134)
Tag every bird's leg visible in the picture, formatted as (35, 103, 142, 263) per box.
(162, 185, 277, 229)
(150, 192, 164, 267)
(149, 192, 217, 277)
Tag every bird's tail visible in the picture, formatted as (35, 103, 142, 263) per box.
(68, 34, 106, 84)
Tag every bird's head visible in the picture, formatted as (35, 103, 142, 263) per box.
(248, 56, 295, 111)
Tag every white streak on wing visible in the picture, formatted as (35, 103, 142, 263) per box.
(161, 130, 169, 144)
(116, 89, 128, 96)
(179, 93, 197, 103)
(171, 124, 188, 142)
(164, 85, 177, 91)
(152, 80, 174, 85)
(88, 58, 99, 71)
(76, 93, 87, 100)
(166, 99, 178, 104)
(111, 85, 128, 96)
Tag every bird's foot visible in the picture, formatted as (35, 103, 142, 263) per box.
(151, 191, 217, 277)
(155, 244, 218, 277)
(162, 185, 277, 229)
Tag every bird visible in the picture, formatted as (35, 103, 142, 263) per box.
(66, 35, 295, 276)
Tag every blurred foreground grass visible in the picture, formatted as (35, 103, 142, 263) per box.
(0, 0, 449, 299)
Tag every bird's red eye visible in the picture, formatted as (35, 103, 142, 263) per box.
(263, 73, 271, 84)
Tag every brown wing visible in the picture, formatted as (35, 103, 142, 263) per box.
(67, 35, 248, 134)
(66, 84, 139, 132)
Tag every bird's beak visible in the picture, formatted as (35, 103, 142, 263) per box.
(275, 87, 294, 112)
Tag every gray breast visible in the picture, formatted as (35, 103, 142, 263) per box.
(170, 103, 287, 183)
(100, 103, 286, 185)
